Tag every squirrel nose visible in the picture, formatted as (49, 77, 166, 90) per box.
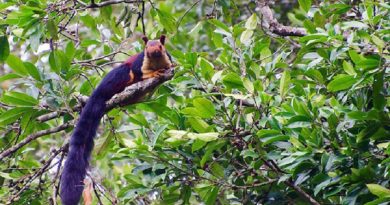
(150, 50, 162, 58)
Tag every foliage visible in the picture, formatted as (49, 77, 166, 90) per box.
(0, 0, 389, 204)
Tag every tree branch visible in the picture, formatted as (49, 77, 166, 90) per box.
(86, 0, 143, 8)
(285, 180, 321, 205)
(0, 123, 72, 161)
(256, 0, 306, 37)
(0, 68, 175, 161)
(261, 159, 320, 205)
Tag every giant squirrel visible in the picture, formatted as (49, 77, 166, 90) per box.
(60, 35, 173, 205)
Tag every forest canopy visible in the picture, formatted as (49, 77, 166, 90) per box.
(0, 0, 389, 204)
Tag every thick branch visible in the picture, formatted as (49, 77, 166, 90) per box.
(87, 0, 143, 8)
(257, 0, 306, 37)
(1, 68, 175, 161)
(106, 68, 174, 111)
(37, 110, 67, 122)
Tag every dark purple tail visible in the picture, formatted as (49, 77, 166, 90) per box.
(59, 62, 133, 205)
(60, 94, 106, 205)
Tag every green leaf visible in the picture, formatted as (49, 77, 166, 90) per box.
(342, 21, 369, 29)
(185, 52, 198, 67)
(6, 54, 28, 76)
(199, 58, 214, 81)
(303, 20, 316, 33)
(188, 117, 209, 133)
(241, 149, 259, 159)
(357, 58, 380, 70)
(364, 198, 390, 205)
(245, 14, 257, 30)
(0, 73, 21, 83)
(129, 113, 149, 127)
(257, 129, 281, 138)
(49, 50, 70, 74)
(0, 2, 13, 11)
(65, 41, 76, 59)
(240, 30, 253, 45)
(187, 132, 219, 142)
(243, 78, 254, 93)
(189, 21, 203, 35)
(373, 71, 386, 110)
(342, 61, 356, 75)
(327, 4, 351, 14)
(347, 110, 379, 121)
(208, 19, 230, 32)
(371, 35, 385, 49)
(222, 72, 244, 89)
(192, 139, 207, 152)
(210, 163, 225, 178)
(260, 135, 289, 145)
(327, 75, 357, 92)
(157, 10, 176, 33)
(49, 51, 60, 74)
(280, 70, 290, 98)
(348, 50, 363, 64)
(200, 141, 225, 167)
(47, 19, 58, 40)
(300, 34, 328, 42)
(1, 92, 38, 107)
(24, 62, 41, 81)
(196, 185, 219, 205)
(258, 129, 289, 145)
(193, 98, 216, 118)
(298, 0, 312, 12)
(0, 107, 32, 125)
(0, 36, 10, 62)
(366, 184, 390, 198)
(286, 115, 312, 128)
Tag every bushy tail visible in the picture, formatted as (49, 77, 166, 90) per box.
(60, 94, 106, 205)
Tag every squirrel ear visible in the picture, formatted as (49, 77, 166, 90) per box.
(160, 35, 166, 45)
(142, 36, 149, 44)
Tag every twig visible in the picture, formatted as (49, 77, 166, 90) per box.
(284, 180, 321, 205)
(74, 51, 129, 64)
(141, 1, 146, 35)
(87, 173, 118, 204)
(176, 0, 201, 30)
(7, 145, 67, 203)
(261, 159, 320, 205)
(92, 179, 104, 205)
(51, 145, 67, 205)
(0, 123, 72, 161)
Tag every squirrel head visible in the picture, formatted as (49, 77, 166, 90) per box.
(142, 35, 166, 59)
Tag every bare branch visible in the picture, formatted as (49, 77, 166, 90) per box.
(85, 0, 143, 8)
(74, 51, 129, 64)
(261, 159, 320, 205)
(285, 180, 321, 205)
(256, 0, 306, 37)
(1, 68, 175, 161)
(0, 123, 72, 161)
(106, 68, 174, 111)
(7, 145, 67, 204)
(37, 110, 66, 122)
(176, 0, 201, 30)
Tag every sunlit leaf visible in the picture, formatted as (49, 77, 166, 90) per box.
(327, 75, 357, 92)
